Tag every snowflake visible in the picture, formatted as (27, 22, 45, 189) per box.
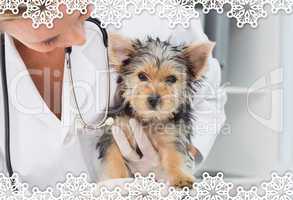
(1, 172, 293, 200)
(158, 0, 199, 29)
(195, 172, 233, 200)
(0, 0, 25, 14)
(0, 174, 29, 200)
(195, 0, 227, 13)
(99, 187, 125, 200)
(90, 0, 132, 28)
(262, 172, 293, 200)
(268, 0, 293, 13)
(56, 173, 96, 200)
(22, 0, 63, 29)
(30, 187, 55, 200)
(165, 187, 191, 200)
(227, 0, 267, 28)
(234, 187, 261, 200)
(62, 0, 92, 14)
(128, 0, 160, 14)
(125, 173, 165, 200)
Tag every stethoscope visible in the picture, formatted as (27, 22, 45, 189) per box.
(0, 18, 114, 178)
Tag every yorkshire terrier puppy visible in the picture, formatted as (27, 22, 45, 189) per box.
(97, 33, 214, 188)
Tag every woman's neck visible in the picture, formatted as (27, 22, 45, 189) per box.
(13, 39, 65, 70)
(14, 38, 65, 120)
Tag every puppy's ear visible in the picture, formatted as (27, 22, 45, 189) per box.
(183, 41, 215, 80)
(108, 33, 135, 71)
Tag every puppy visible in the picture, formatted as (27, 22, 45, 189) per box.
(97, 33, 214, 188)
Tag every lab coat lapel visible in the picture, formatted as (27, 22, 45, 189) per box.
(4, 34, 84, 139)
(4, 34, 61, 127)
(4, 24, 115, 143)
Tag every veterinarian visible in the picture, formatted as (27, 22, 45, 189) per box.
(0, 5, 227, 189)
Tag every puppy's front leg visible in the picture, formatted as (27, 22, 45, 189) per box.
(154, 134, 195, 188)
(103, 142, 130, 179)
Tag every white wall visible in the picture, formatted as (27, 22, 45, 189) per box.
(281, 15, 293, 169)
(198, 15, 286, 183)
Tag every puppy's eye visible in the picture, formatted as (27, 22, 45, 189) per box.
(165, 75, 177, 84)
(138, 72, 148, 81)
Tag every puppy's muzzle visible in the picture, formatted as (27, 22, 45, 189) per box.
(147, 94, 161, 109)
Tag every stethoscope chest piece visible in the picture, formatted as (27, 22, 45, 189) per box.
(82, 117, 114, 130)
(104, 117, 114, 127)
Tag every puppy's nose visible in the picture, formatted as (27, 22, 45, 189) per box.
(147, 94, 161, 108)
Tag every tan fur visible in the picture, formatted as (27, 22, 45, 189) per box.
(183, 41, 215, 80)
(104, 143, 130, 179)
(104, 116, 136, 179)
(123, 63, 186, 122)
(149, 129, 195, 188)
(108, 33, 135, 69)
(106, 119, 195, 188)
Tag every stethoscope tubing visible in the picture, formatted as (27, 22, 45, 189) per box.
(65, 17, 113, 130)
(65, 45, 113, 130)
(0, 32, 14, 178)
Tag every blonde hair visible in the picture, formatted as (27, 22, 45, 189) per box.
(0, 5, 26, 21)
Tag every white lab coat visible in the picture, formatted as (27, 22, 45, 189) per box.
(0, 15, 226, 189)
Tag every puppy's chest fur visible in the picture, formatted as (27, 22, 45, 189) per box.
(97, 101, 194, 160)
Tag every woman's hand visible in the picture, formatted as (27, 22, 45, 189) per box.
(111, 119, 200, 180)
(111, 119, 162, 177)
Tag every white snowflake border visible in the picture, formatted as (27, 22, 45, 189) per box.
(1, 172, 293, 200)
(0, 0, 293, 29)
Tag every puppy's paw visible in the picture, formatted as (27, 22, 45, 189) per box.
(170, 174, 195, 189)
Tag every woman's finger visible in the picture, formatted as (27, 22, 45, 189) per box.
(111, 125, 140, 161)
(129, 119, 157, 158)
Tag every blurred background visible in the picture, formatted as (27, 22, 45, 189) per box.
(196, 10, 293, 186)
